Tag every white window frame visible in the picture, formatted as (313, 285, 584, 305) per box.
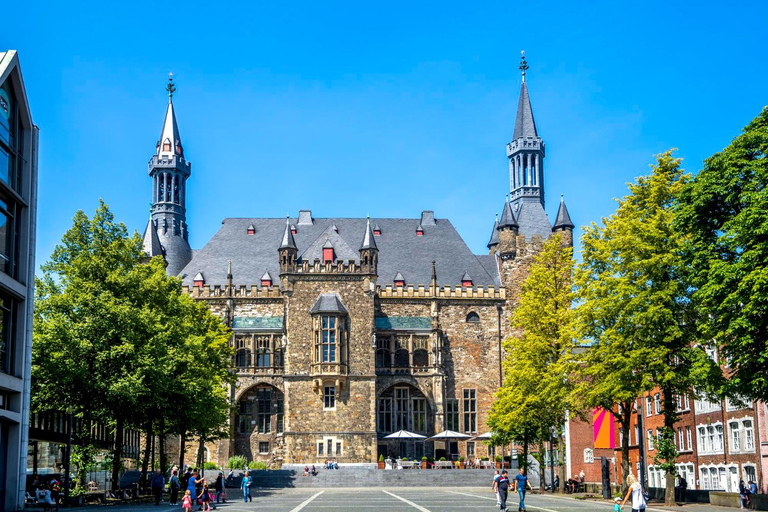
(654, 393, 661, 415)
(584, 448, 594, 464)
(647, 429, 655, 451)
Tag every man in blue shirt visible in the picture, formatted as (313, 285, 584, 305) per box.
(513, 467, 532, 512)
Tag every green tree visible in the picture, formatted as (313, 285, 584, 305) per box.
(677, 108, 768, 403)
(488, 233, 576, 471)
(33, 201, 233, 489)
(573, 152, 710, 504)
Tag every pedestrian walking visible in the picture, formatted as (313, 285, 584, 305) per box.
(241, 471, 252, 503)
(497, 470, 510, 512)
(198, 479, 211, 512)
(513, 467, 532, 512)
(150, 469, 165, 505)
(169, 470, 181, 505)
(620, 474, 647, 512)
(492, 470, 501, 506)
(214, 471, 225, 503)
(186, 471, 198, 501)
(182, 490, 193, 512)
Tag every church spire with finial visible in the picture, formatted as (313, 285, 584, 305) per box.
(148, 73, 192, 277)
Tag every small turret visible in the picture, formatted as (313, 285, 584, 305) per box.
(487, 214, 500, 254)
(279, 216, 298, 273)
(497, 195, 518, 260)
(360, 217, 379, 274)
(552, 195, 574, 247)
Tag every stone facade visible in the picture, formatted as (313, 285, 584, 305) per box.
(143, 59, 576, 468)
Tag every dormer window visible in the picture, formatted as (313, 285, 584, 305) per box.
(416, 224, 424, 236)
(393, 272, 405, 288)
(290, 224, 297, 235)
(162, 138, 171, 152)
(193, 272, 205, 289)
(323, 240, 334, 263)
(461, 272, 473, 288)
(373, 224, 381, 236)
(247, 224, 255, 235)
(261, 271, 272, 288)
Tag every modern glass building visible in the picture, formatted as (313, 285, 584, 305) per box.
(0, 50, 39, 511)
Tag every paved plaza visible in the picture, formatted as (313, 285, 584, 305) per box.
(46, 489, 736, 512)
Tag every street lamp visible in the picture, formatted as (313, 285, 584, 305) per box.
(549, 427, 556, 493)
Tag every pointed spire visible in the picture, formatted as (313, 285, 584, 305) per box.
(487, 214, 500, 249)
(553, 195, 575, 230)
(360, 217, 378, 251)
(279, 216, 297, 250)
(513, 74, 538, 139)
(323, 239, 334, 249)
(498, 195, 518, 229)
(157, 74, 183, 158)
(142, 219, 163, 257)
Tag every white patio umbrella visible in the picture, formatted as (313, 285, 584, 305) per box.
(384, 430, 427, 440)
(472, 432, 493, 440)
(384, 430, 427, 459)
(427, 430, 472, 440)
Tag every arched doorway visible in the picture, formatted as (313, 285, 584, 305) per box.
(376, 384, 433, 459)
(235, 384, 284, 462)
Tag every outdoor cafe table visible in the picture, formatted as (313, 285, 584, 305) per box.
(432, 461, 455, 469)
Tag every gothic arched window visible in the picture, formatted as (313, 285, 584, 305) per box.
(412, 336, 429, 367)
(466, 312, 480, 323)
(235, 336, 251, 367)
(376, 335, 391, 368)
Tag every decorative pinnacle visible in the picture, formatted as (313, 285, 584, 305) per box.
(166, 73, 176, 100)
(519, 51, 529, 82)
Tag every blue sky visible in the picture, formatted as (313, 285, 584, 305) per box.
(4, 1, 767, 267)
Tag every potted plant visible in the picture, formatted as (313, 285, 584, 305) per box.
(378, 454, 385, 469)
(495, 455, 502, 469)
(458, 456, 465, 469)
(69, 486, 87, 507)
(421, 456, 428, 469)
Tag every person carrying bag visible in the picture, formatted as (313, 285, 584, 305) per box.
(620, 474, 647, 511)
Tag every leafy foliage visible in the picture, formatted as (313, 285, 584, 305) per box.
(677, 107, 768, 402)
(32, 201, 233, 488)
(573, 151, 713, 501)
(489, 233, 576, 467)
(227, 455, 248, 470)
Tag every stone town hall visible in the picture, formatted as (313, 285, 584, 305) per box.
(141, 58, 574, 465)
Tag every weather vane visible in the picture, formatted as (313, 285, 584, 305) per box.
(519, 51, 529, 82)
(166, 73, 176, 99)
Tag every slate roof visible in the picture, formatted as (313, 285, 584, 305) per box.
(514, 199, 553, 240)
(142, 219, 163, 257)
(553, 196, 575, 230)
(310, 294, 349, 314)
(513, 81, 538, 140)
(487, 216, 500, 248)
(375, 316, 431, 330)
(498, 198, 518, 229)
(179, 216, 501, 288)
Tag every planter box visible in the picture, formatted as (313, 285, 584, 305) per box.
(421, 461, 427, 469)
(378, 461, 385, 469)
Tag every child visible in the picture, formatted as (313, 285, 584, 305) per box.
(198, 479, 211, 512)
(182, 490, 193, 512)
(614, 496, 622, 511)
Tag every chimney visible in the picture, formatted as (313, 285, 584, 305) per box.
(298, 210, 313, 226)
(420, 210, 436, 226)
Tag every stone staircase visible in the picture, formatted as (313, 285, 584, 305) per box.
(234, 466, 499, 488)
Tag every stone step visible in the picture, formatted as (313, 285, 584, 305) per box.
(237, 468, 505, 488)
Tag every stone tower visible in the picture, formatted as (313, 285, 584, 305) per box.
(147, 74, 192, 276)
(506, 52, 552, 240)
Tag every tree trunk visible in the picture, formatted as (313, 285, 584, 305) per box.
(111, 417, 124, 492)
(662, 387, 677, 506)
(619, 400, 633, 494)
(141, 422, 153, 489)
(521, 435, 529, 472)
(179, 433, 186, 470)
(197, 437, 205, 470)
(159, 417, 167, 475)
